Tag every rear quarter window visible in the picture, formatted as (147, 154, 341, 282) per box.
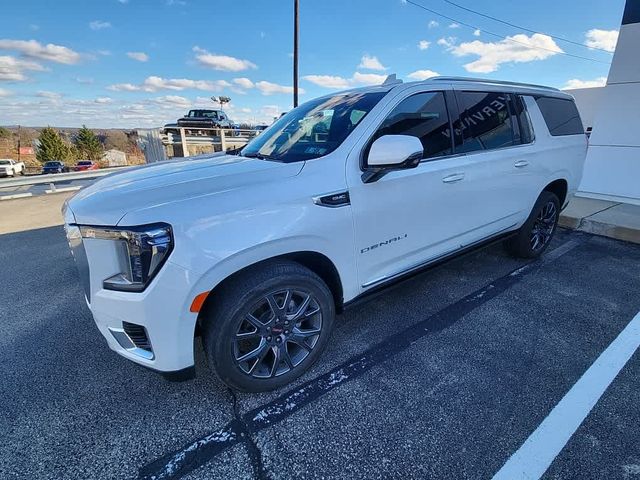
(534, 96, 584, 136)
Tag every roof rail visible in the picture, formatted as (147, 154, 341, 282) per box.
(430, 76, 560, 92)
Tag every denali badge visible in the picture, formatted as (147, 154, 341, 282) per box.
(361, 234, 408, 253)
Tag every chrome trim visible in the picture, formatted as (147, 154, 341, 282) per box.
(108, 327, 155, 361)
(362, 224, 517, 288)
(312, 190, 351, 208)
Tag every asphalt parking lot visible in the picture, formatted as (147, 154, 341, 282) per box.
(1, 224, 639, 479)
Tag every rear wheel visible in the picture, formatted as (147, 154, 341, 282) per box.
(202, 260, 335, 392)
(504, 191, 560, 259)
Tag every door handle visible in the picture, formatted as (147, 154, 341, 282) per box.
(442, 173, 465, 183)
(514, 160, 529, 168)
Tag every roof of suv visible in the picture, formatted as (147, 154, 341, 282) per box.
(324, 75, 572, 100)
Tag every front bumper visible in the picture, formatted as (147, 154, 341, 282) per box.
(89, 259, 199, 372)
(63, 205, 199, 374)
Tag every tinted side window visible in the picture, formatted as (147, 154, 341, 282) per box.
(509, 94, 534, 144)
(534, 96, 583, 136)
(454, 91, 517, 153)
(377, 91, 452, 160)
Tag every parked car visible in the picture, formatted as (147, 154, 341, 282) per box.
(42, 161, 65, 174)
(74, 161, 99, 172)
(63, 76, 587, 392)
(0, 159, 25, 177)
(178, 109, 232, 129)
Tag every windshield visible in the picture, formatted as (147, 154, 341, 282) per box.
(0, 160, 10, 165)
(188, 110, 218, 118)
(78, 161, 92, 165)
(44, 162, 60, 166)
(242, 91, 386, 162)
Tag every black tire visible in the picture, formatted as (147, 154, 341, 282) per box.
(504, 191, 560, 259)
(201, 260, 335, 392)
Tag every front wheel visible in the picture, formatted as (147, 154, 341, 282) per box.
(202, 260, 335, 392)
(504, 191, 560, 259)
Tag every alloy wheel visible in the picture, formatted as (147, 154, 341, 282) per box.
(233, 289, 323, 378)
(530, 200, 557, 251)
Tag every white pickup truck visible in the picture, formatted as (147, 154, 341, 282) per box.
(0, 159, 25, 177)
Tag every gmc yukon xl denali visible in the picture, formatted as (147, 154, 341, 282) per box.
(63, 77, 587, 392)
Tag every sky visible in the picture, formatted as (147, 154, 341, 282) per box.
(0, 0, 624, 129)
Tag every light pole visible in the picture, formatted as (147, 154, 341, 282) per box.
(293, 0, 299, 108)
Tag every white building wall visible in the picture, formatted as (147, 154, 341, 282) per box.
(568, 1, 640, 204)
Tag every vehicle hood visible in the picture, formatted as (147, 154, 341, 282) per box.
(66, 153, 303, 226)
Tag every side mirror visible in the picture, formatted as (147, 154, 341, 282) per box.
(363, 134, 423, 183)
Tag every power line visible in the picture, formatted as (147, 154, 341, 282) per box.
(404, 0, 611, 65)
(441, 0, 613, 54)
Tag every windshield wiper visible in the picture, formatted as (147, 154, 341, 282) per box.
(242, 152, 278, 161)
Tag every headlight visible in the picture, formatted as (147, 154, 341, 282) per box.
(79, 223, 173, 292)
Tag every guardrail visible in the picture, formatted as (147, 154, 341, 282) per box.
(0, 166, 132, 188)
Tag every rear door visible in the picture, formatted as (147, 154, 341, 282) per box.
(451, 89, 536, 232)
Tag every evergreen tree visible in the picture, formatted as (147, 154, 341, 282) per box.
(0, 126, 11, 139)
(36, 127, 71, 163)
(74, 125, 104, 161)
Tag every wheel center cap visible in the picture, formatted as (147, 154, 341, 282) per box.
(271, 325, 284, 335)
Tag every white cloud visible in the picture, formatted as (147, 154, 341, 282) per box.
(108, 76, 231, 92)
(584, 29, 618, 53)
(127, 51, 149, 62)
(95, 96, 113, 104)
(301, 75, 351, 89)
(29, 24, 39, 31)
(0, 55, 46, 81)
(76, 77, 94, 84)
(193, 46, 257, 72)
(36, 90, 62, 99)
(153, 95, 192, 108)
(448, 33, 563, 73)
(97, 49, 112, 56)
(255, 80, 303, 95)
(0, 87, 11, 96)
(303, 72, 386, 89)
(437, 36, 457, 48)
(449, 23, 460, 29)
(428, 20, 439, 28)
(0, 39, 81, 64)
(233, 77, 254, 89)
(117, 0, 129, 3)
(358, 54, 386, 71)
(418, 40, 431, 51)
(562, 77, 607, 89)
(473, 29, 481, 37)
(352, 72, 387, 84)
(407, 69, 439, 80)
(89, 20, 112, 31)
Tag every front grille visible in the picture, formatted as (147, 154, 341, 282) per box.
(122, 322, 152, 352)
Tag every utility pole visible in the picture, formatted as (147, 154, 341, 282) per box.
(293, 0, 299, 108)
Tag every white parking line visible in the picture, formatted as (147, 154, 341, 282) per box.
(0, 192, 33, 201)
(493, 310, 640, 480)
(44, 186, 82, 194)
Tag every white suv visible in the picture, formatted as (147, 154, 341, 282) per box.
(63, 77, 587, 391)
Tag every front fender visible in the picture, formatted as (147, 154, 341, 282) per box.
(177, 234, 356, 315)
